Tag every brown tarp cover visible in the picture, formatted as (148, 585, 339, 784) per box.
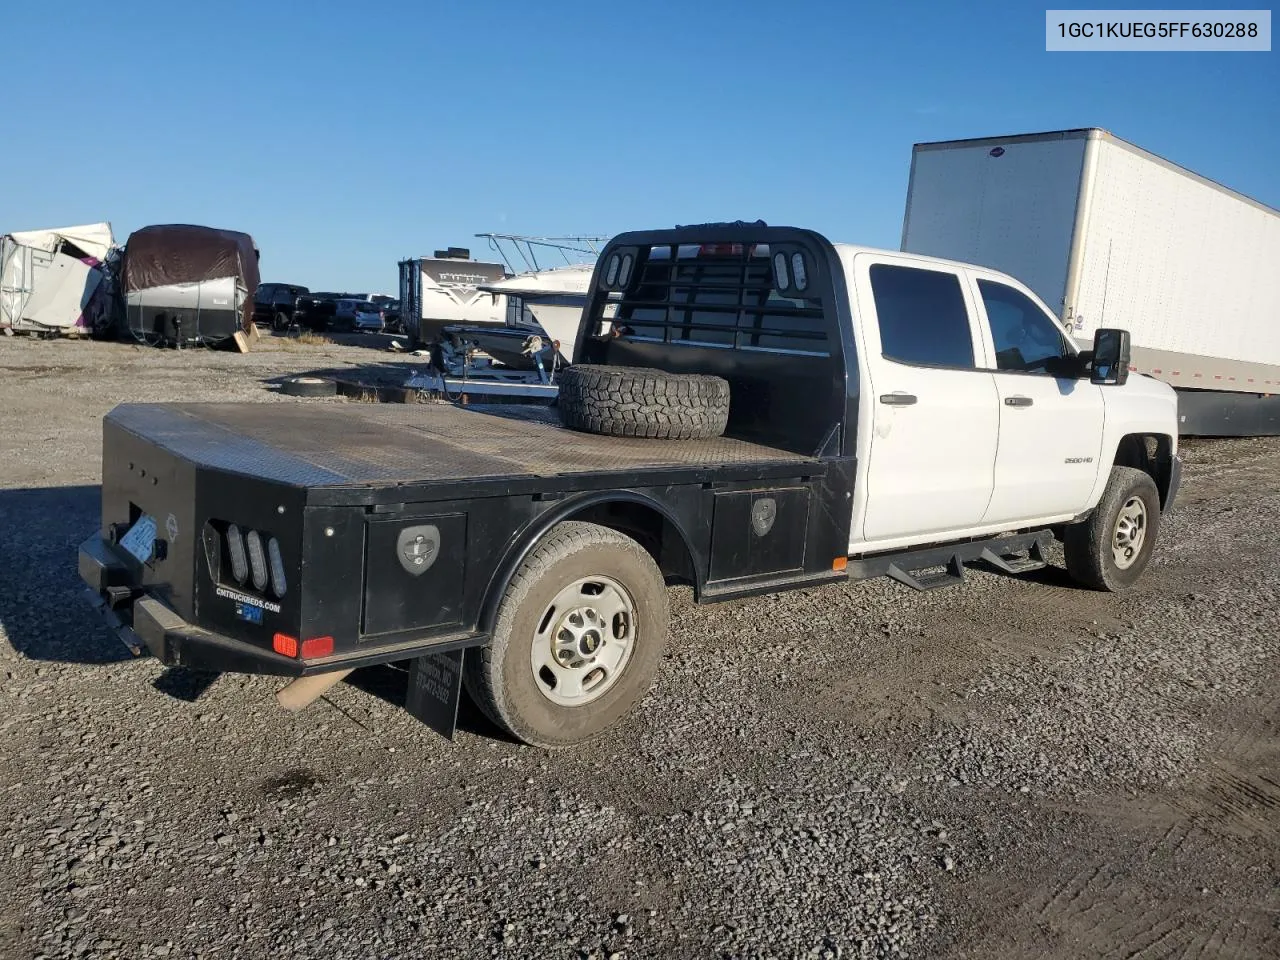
(123, 224, 260, 327)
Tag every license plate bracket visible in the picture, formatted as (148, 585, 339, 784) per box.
(119, 515, 157, 565)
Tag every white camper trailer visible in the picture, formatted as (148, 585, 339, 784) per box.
(901, 128, 1280, 435)
(398, 249, 509, 344)
(0, 223, 116, 336)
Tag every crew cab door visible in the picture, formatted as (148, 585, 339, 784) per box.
(851, 255, 1000, 544)
(968, 273, 1105, 524)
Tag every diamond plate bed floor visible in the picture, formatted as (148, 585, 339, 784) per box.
(106, 402, 814, 487)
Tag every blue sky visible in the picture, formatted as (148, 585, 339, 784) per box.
(3, 1, 1276, 292)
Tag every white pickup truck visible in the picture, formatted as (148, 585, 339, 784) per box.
(81, 223, 1182, 748)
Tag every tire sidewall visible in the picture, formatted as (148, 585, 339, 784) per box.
(1094, 470, 1161, 590)
(558, 364, 730, 440)
(281, 376, 336, 398)
(491, 539, 668, 748)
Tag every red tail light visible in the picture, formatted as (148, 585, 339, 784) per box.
(300, 635, 334, 659)
(274, 633, 333, 658)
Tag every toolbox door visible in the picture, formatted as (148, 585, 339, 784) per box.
(707, 486, 810, 582)
(362, 513, 468, 637)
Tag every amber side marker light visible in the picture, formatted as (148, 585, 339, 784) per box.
(832, 557, 848, 572)
(273, 633, 299, 657)
(273, 634, 334, 659)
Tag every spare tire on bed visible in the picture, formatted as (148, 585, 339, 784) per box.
(557, 364, 731, 440)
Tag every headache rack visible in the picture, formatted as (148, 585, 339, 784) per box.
(577, 225, 854, 458)
(595, 242, 831, 357)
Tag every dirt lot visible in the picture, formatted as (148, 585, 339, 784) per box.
(1, 335, 1278, 960)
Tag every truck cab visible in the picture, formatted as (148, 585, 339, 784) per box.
(577, 227, 1179, 568)
(838, 246, 1178, 555)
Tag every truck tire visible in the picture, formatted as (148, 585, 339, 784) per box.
(1063, 466, 1161, 592)
(272, 311, 290, 332)
(558, 364, 730, 439)
(280, 376, 338, 398)
(463, 521, 669, 748)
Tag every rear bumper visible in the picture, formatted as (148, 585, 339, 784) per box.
(79, 535, 480, 677)
(80, 534, 308, 677)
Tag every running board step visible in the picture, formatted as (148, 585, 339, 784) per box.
(978, 539, 1047, 575)
(849, 530, 1053, 593)
(886, 555, 966, 591)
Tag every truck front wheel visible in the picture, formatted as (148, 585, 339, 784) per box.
(464, 521, 670, 748)
(1063, 466, 1161, 592)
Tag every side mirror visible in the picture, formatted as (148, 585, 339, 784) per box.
(1090, 328, 1131, 385)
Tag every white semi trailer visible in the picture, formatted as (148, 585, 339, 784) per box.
(901, 128, 1280, 436)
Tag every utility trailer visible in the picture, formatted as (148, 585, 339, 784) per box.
(902, 128, 1280, 436)
(82, 223, 1180, 749)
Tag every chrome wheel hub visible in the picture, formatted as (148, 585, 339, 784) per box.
(1111, 496, 1148, 570)
(531, 576, 635, 706)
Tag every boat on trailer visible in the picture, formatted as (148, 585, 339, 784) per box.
(471, 234, 605, 364)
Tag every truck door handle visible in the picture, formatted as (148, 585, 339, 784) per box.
(1004, 395, 1034, 407)
(879, 393, 917, 406)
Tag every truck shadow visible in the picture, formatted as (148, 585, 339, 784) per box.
(345, 663, 517, 743)
(149, 663, 514, 742)
(0, 485, 134, 665)
(151, 666, 220, 701)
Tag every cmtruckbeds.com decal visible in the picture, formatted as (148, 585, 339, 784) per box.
(216, 586, 282, 614)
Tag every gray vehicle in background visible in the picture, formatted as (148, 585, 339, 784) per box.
(333, 298, 385, 333)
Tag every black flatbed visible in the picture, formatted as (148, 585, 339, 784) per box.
(106, 402, 820, 506)
(82, 224, 861, 713)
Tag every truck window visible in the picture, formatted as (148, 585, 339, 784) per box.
(869, 264, 974, 368)
(978, 279, 1070, 372)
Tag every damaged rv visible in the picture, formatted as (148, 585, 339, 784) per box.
(0, 223, 118, 336)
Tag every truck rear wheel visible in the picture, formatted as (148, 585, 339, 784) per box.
(558, 364, 731, 439)
(463, 521, 669, 748)
(1063, 466, 1161, 592)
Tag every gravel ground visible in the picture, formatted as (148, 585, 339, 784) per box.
(1, 336, 1278, 959)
